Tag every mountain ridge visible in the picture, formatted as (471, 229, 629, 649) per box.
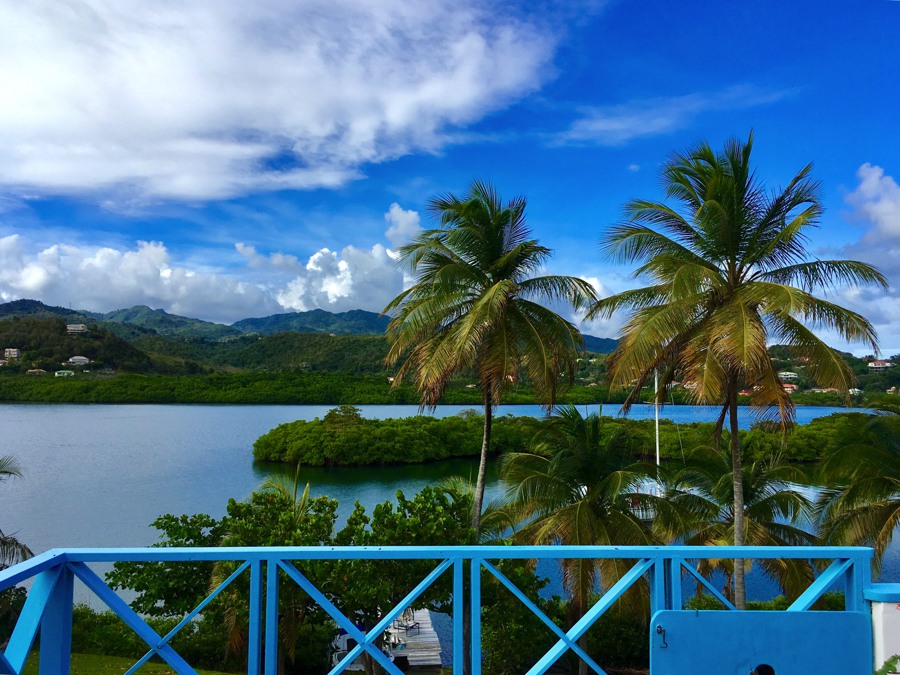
(0, 299, 619, 350)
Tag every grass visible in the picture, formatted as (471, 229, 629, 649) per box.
(22, 653, 235, 675)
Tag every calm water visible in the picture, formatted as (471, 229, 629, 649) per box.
(0, 403, 855, 554)
(1, 402, 885, 660)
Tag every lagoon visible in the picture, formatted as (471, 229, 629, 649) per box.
(0, 403, 859, 556)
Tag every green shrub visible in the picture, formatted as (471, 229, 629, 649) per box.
(71, 605, 237, 672)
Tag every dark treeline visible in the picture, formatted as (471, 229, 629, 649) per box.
(0, 372, 659, 405)
(254, 405, 868, 467)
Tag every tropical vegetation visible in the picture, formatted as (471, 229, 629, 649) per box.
(818, 404, 900, 565)
(1, 312, 894, 406)
(2, 144, 897, 672)
(252, 406, 868, 467)
(383, 180, 596, 529)
(665, 440, 817, 601)
(0, 455, 32, 569)
(500, 406, 663, 675)
(0, 454, 31, 649)
(588, 132, 887, 606)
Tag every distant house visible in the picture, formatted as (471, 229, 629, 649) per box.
(0, 359, 7, 367)
(849, 388, 862, 395)
(26, 369, 47, 376)
(778, 371, 798, 381)
(55, 370, 75, 377)
(3, 348, 20, 359)
(868, 360, 894, 372)
(68, 356, 90, 366)
(782, 383, 798, 393)
(66, 324, 88, 335)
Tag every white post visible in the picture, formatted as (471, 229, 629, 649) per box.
(654, 369, 660, 496)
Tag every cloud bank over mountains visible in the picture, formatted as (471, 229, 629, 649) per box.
(1, 168, 898, 355)
(0, 203, 424, 324)
(0, 0, 554, 202)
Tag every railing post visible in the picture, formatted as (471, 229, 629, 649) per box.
(39, 564, 73, 675)
(265, 559, 279, 675)
(470, 557, 482, 675)
(248, 559, 264, 675)
(453, 556, 464, 675)
(650, 556, 666, 616)
(666, 557, 683, 610)
(846, 556, 871, 613)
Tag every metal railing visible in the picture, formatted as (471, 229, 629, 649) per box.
(0, 545, 877, 675)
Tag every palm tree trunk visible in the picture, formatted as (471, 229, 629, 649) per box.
(472, 387, 492, 532)
(729, 387, 746, 609)
(713, 402, 729, 449)
(575, 598, 588, 675)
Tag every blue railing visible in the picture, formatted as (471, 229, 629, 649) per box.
(0, 545, 879, 674)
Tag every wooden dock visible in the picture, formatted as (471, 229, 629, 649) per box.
(394, 609, 443, 669)
(332, 609, 444, 671)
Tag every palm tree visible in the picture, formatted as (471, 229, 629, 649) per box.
(1, 455, 31, 568)
(587, 132, 886, 606)
(500, 406, 665, 675)
(437, 475, 513, 544)
(817, 411, 900, 568)
(384, 180, 596, 531)
(667, 442, 817, 602)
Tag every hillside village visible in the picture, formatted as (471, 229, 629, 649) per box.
(0, 299, 897, 404)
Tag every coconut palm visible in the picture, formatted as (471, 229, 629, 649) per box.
(384, 180, 596, 531)
(437, 475, 513, 544)
(667, 442, 817, 602)
(0, 455, 31, 568)
(500, 406, 667, 674)
(817, 411, 900, 568)
(587, 132, 886, 606)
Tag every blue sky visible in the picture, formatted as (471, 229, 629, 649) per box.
(0, 0, 898, 354)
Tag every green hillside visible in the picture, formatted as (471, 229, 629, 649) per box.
(232, 308, 390, 335)
(0, 317, 152, 372)
(101, 305, 241, 340)
(0, 298, 98, 323)
(582, 334, 618, 353)
(130, 332, 391, 373)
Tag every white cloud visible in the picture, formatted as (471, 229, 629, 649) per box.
(829, 164, 900, 355)
(384, 203, 423, 249)
(0, 1, 554, 203)
(277, 244, 401, 313)
(0, 236, 280, 322)
(575, 273, 629, 338)
(846, 164, 900, 238)
(235, 243, 303, 274)
(0, 201, 420, 322)
(557, 85, 791, 146)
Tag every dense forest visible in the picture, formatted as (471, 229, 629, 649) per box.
(0, 301, 897, 405)
(253, 405, 867, 466)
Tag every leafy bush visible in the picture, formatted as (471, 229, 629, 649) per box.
(71, 604, 238, 672)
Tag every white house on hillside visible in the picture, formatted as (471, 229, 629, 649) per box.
(869, 360, 894, 372)
(778, 371, 799, 381)
(3, 348, 20, 359)
(67, 356, 90, 366)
